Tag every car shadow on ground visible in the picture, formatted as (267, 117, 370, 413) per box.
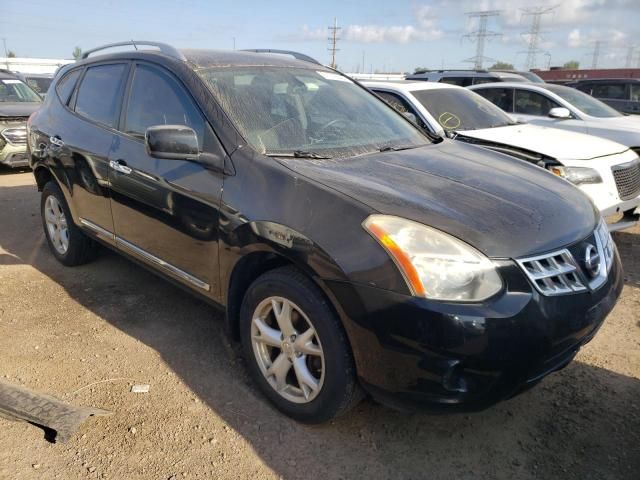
(1, 182, 639, 480)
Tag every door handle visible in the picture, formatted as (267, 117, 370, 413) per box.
(109, 159, 132, 174)
(49, 135, 64, 147)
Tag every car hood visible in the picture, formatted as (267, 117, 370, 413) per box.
(457, 123, 628, 161)
(0, 102, 41, 118)
(278, 141, 598, 259)
(591, 115, 640, 131)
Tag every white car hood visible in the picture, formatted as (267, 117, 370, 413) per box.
(592, 115, 640, 130)
(458, 123, 628, 161)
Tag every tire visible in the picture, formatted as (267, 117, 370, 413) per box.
(41, 181, 98, 266)
(240, 266, 362, 423)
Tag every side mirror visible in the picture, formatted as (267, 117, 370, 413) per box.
(145, 125, 199, 160)
(548, 107, 572, 119)
(403, 111, 418, 124)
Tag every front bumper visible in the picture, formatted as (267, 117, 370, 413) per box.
(0, 142, 29, 168)
(327, 249, 623, 413)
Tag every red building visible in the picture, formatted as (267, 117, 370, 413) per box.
(532, 68, 640, 82)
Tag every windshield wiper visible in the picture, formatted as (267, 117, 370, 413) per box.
(265, 150, 333, 159)
(378, 144, 427, 153)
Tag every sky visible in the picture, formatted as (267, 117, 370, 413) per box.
(2, 0, 640, 73)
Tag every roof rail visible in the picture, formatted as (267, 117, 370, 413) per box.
(241, 49, 321, 66)
(81, 41, 187, 61)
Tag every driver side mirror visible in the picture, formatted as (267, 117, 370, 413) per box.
(548, 107, 572, 120)
(146, 125, 199, 160)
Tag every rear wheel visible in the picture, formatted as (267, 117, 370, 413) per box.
(41, 181, 98, 266)
(240, 266, 362, 423)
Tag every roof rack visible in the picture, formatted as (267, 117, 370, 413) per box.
(81, 41, 187, 61)
(241, 49, 321, 66)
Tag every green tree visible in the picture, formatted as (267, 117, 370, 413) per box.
(414, 67, 429, 74)
(72, 46, 82, 60)
(7, 50, 16, 58)
(489, 61, 514, 70)
(563, 60, 580, 69)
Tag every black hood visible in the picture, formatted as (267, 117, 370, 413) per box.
(278, 140, 598, 259)
(0, 102, 41, 118)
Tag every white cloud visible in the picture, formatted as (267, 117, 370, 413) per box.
(568, 28, 583, 48)
(343, 25, 443, 44)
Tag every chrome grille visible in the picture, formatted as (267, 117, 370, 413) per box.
(612, 160, 640, 200)
(516, 249, 586, 296)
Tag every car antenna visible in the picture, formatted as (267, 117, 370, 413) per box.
(131, 40, 138, 50)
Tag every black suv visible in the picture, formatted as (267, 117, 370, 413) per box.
(569, 78, 640, 114)
(28, 42, 623, 422)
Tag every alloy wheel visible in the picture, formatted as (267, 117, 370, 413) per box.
(250, 296, 325, 404)
(44, 195, 69, 255)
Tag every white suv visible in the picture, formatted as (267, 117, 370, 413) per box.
(364, 80, 640, 231)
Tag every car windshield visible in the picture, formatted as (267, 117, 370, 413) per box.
(197, 67, 429, 157)
(411, 88, 516, 132)
(0, 78, 42, 102)
(543, 84, 622, 118)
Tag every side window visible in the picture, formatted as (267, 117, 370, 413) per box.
(592, 83, 628, 100)
(55, 69, 82, 105)
(75, 64, 127, 127)
(123, 64, 205, 147)
(514, 90, 561, 116)
(472, 77, 496, 85)
(474, 88, 514, 112)
(631, 84, 640, 102)
(440, 77, 472, 87)
(375, 91, 428, 130)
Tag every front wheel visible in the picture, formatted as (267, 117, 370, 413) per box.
(240, 266, 362, 423)
(41, 181, 98, 266)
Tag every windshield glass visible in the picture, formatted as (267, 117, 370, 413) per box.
(543, 85, 622, 118)
(0, 78, 42, 102)
(197, 67, 428, 157)
(411, 88, 516, 131)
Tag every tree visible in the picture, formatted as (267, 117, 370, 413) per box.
(563, 60, 580, 69)
(489, 61, 514, 70)
(7, 50, 16, 58)
(414, 67, 429, 74)
(72, 46, 82, 60)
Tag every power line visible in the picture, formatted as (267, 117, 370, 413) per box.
(328, 17, 341, 69)
(520, 5, 557, 70)
(462, 10, 502, 70)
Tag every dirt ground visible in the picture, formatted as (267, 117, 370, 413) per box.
(0, 169, 638, 480)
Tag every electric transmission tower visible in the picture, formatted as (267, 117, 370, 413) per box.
(520, 5, 557, 70)
(462, 10, 502, 70)
(626, 45, 637, 68)
(591, 41, 605, 69)
(328, 18, 341, 69)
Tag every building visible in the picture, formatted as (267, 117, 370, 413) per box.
(0, 57, 74, 75)
(533, 68, 640, 83)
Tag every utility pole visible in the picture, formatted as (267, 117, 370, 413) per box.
(462, 10, 502, 70)
(591, 41, 604, 69)
(362, 51, 365, 74)
(520, 5, 557, 70)
(232, 37, 236, 50)
(328, 18, 340, 69)
(2, 38, 8, 70)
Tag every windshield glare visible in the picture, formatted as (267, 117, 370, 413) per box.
(544, 85, 622, 118)
(197, 67, 428, 157)
(412, 88, 516, 132)
(0, 78, 42, 103)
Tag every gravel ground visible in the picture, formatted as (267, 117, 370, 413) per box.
(0, 170, 638, 480)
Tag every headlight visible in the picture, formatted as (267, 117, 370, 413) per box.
(363, 215, 502, 302)
(1, 126, 27, 145)
(548, 166, 602, 185)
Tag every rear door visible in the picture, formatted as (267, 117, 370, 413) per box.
(108, 61, 224, 298)
(42, 63, 129, 242)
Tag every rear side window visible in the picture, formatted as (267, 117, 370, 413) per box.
(474, 87, 514, 112)
(75, 64, 127, 128)
(632, 84, 640, 102)
(592, 83, 628, 100)
(123, 64, 204, 146)
(440, 77, 472, 87)
(514, 90, 561, 116)
(55, 69, 82, 105)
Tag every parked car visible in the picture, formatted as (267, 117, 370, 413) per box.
(23, 73, 54, 98)
(28, 42, 622, 422)
(0, 70, 42, 168)
(364, 80, 640, 231)
(491, 70, 545, 83)
(406, 69, 527, 86)
(568, 78, 640, 115)
(469, 82, 640, 154)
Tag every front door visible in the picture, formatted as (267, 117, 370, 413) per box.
(513, 89, 588, 134)
(108, 62, 224, 298)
